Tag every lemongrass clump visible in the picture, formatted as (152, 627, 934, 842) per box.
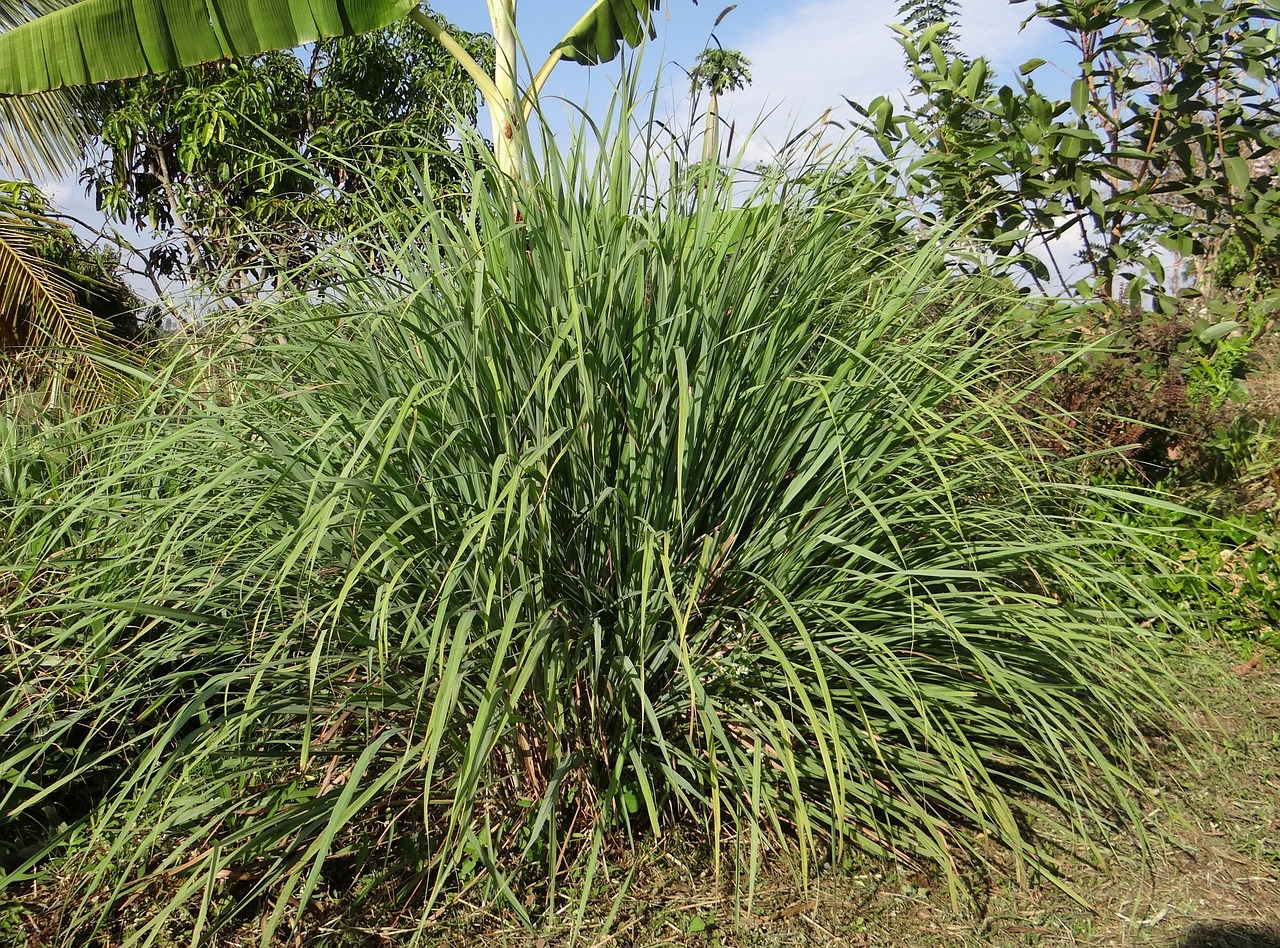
(0, 99, 1181, 944)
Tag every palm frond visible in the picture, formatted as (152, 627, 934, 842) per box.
(0, 182, 137, 407)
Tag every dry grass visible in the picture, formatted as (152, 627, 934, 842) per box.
(1247, 330, 1280, 422)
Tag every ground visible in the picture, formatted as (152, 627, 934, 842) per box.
(406, 650, 1279, 948)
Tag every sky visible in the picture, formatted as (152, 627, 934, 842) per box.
(427, 0, 1068, 159)
(28, 0, 1075, 293)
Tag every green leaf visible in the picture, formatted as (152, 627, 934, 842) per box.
(553, 0, 661, 66)
(1071, 77, 1089, 115)
(1126, 274, 1146, 308)
(960, 59, 988, 99)
(987, 227, 1030, 246)
(1195, 319, 1242, 342)
(1018, 57, 1047, 74)
(0, 0, 415, 94)
(0, 0, 105, 176)
(1157, 232, 1195, 256)
(0, 190, 140, 407)
(1223, 155, 1251, 193)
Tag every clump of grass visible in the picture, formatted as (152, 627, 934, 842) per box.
(1, 100, 1184, 944)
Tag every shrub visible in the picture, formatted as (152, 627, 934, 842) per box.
(1, 113, 1185, 944)
(1039, 310, 1245, 478)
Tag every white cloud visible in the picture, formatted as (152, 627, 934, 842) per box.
(30, 172, 103, 226)
(38, 178, 73, 204)
(717, 0, 1062, 163)
(955, 0, 1063, 72)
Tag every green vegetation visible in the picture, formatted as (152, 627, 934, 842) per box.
(1, 180, 150, 409)
(0, 0, 691, 176)
(688, 42, 752, 164)
(857, 0, 1280, 663)
(856, 0, 1280, 307)
(0, 0, 101, 179)
(1, 114, 1195, 942)
(0, 0, 1277, 944)
(88, 17, 493, 292)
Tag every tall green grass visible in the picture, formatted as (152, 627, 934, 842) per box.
(1, 106, 1182, 944)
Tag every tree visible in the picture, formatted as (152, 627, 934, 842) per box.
(87, 16, 492, 293)
(897, 0, 967, 62)
(0, 0, 688, 179)
(1, 180, 149, 408)
(894, 0, 991, 124)
(688, 44, 751, 164)
(850, 0, 1280, 307)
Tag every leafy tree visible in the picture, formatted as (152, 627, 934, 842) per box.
(1208, 150, 1280, 296)
(0, 0, 691, 178)
(895, 0, 992, 128)
(689, 46, 752, 99)
(851, 0, 1280, 307)
(1, 180, 149, 408)
(897, 0, 970, 84)
(844, 0, 1280, 487)
(87, 16, 493, 292)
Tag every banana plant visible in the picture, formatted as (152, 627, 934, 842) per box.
(0, 0, 101, 179)
(0, 0, 672, 178)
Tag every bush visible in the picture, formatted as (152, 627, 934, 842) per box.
(1038, 311, 1242, 477)
(1093, 493, 1279, 653)
(1, 115, 1186, 944)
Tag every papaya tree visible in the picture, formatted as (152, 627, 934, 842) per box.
(0, 0, 681, 178)
(688, 44, 751, 164)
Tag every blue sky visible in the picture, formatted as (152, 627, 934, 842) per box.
(427, 0, 1068, 160)
(28, 0, 1075, 292)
